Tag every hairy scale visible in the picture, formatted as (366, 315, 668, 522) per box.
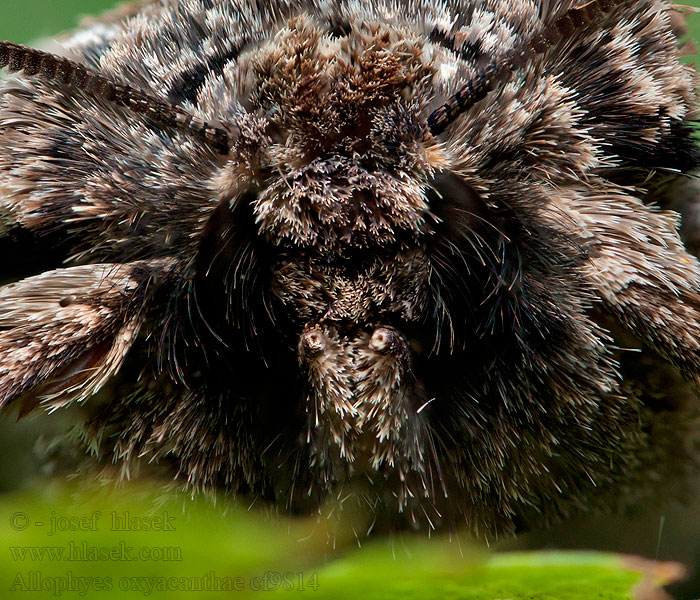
(0, 0, 699, 537)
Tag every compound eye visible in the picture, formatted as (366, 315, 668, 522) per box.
(425, 171, 486, 224)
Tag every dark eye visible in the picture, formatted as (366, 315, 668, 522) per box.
(424, 171, 518, 350)
(425, 171, 490, 238)
(188, 184, 274, 360)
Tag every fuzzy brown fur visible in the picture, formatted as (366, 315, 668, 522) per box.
(0, 0, 699, 538)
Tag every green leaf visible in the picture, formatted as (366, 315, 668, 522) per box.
(0, 481, 680, 599)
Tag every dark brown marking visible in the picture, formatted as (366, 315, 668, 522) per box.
(426, 0, 631, 136)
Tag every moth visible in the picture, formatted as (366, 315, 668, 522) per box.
(0, 0, 699, 537)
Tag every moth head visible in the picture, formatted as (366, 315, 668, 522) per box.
(206, 13, 442, 250)
(191, 2, 612, 501)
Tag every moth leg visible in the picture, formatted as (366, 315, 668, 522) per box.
(0, 259, 173, 415)
(548, 187, 700, 383)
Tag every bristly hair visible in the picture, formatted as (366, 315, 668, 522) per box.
(0, 0, 699, 539)
(0, 41, 235, 153)
(426, 0, 630, 135)
(0, 0, 632, 151)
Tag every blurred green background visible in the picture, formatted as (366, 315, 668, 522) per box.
(0, 0, 122, 44)
(0, 0, 698, 44)
(2, 1, 700, 598)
